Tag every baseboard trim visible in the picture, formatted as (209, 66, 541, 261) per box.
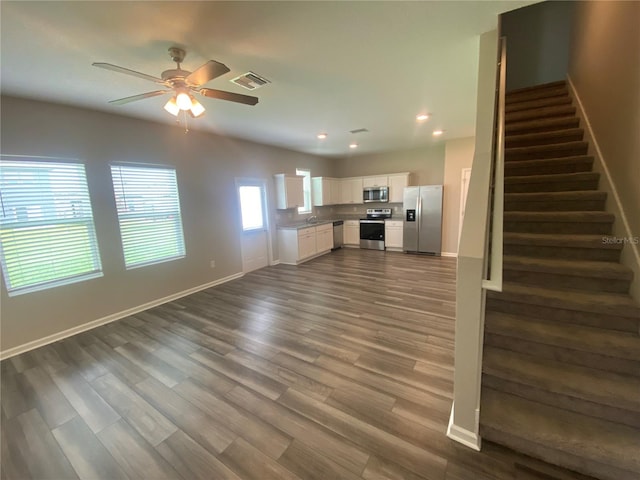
(0, 272, 244, 361)
(441, 252, 458, 257)
(446, 402, 482, 451)
(567, 75, 640, 301)
(270, 260, 281, 266)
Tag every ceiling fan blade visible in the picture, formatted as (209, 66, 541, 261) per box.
(199, 88, 259, 106)
(186, 60, 231, 86)
(92, 62, 164, 84)
(108, 90, 170, 105)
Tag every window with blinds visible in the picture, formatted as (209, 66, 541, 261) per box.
(110, 165, 185, 269)
(0, 158, 103, 295)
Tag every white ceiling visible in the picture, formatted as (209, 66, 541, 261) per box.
(0, 1, 534, 158)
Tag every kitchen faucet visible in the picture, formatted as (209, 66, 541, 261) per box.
(306, 215, 318, 223)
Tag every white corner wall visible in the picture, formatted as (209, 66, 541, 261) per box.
(447, 28, 499, 450)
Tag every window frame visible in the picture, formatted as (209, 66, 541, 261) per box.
(110, 163, 186, 269)
(0, 156, 103, 296)
(296, 168, 312, 215)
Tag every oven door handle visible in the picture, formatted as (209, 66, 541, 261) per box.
(359, 220, 385, 224)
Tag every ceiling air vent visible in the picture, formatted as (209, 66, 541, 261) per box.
(230, 71, 270, 90)
(350, 128, 369, 134)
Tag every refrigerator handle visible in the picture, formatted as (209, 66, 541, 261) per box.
(417, 194, 422, 233)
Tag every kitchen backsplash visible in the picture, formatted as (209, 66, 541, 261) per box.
(275, 203, 403, 225)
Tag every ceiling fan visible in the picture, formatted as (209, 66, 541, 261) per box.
(93, 47, 258, 118)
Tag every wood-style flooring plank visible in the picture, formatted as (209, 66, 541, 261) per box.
(173, 378, 291, 459)
(134, 376, 237, 454)
(52, 416, 128, 480)
(21, 366, 77, 429)
(190, 348, 287, 400)
(224, 385, 370, 475)
(9, 409, 78, 479)
(155, 430, 242, 480)
(50, 367, 120, 433)
(277, 439, 363, 480)
(96, 419, 180, 480)
(219, 437, 301, 480)
(114, 342, 187, 388)
(278, 388, 448, 479)
(90, 373, 177, 447)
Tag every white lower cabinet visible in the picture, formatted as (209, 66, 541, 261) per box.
(315, 223, 334, 253)
(385, 220, 403, 250)
(297, 227, 317, 260)
(278, 223, 334, 265)
(343, 220, 360, 246)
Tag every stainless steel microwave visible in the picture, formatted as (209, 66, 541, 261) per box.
(363, 186, 389, 203)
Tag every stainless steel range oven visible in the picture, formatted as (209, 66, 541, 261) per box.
(359, 208, 392, 250)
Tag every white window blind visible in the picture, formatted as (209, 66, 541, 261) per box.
(296, 168, 311, 214)
(0, 158, 103, 295)
(110, 165, 185, 268)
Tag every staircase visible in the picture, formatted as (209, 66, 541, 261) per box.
(479, 80, 640, 480)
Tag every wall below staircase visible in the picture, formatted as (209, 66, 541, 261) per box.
(569, 0, 640, 301)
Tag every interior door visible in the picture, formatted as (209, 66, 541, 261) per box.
(237, 179, 270, 273)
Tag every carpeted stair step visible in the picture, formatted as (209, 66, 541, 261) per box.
(505, 129, 584, 149)
(504, 191, 606, 212)
(504, 156, 594, 177)
(482, 347, 640, 428)
(484, 311, 640, 377)
(486, 283, 640, 332)
(506, 81, 568, 104)
(503, 233, 623, 262)
(505, 95, 572, 114)
(503, 211, 613, 235)
(505, 172, 600, 193)
(502, 255, 632, 293)
(505, 141, 588, 161)
(479, 389, 640, 480)
(506, 104, 576, 124)
(506, 116, 580, 136)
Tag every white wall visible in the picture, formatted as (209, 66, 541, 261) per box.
(0, 96, 335, 354)
(333, 143, 445, 186)
(442, 137, 475, 255)
(501, 1, 575, 91)
(448, 29, 498, 450)
(569, 0, 640, 300)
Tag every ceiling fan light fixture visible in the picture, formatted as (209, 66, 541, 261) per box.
(176, 91, 192, 111)
(164, 97, 180, 116)
(190, 98, 205, 117)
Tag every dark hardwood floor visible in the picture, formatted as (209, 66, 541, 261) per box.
(1, 249, 593, 479)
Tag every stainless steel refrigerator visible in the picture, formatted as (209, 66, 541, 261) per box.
(403, 185, 443, 255)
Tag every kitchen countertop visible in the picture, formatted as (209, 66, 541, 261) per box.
(276, 219, 336, 230)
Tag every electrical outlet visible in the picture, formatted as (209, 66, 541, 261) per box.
(210, 260, 216, 268)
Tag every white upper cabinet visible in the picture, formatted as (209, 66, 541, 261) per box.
(362, 176, 388, 188)
(274, 174, 304, 209)
(340, 177, 364, 204)
(311, 177, 339, 206)
(388, 173, 411, 203)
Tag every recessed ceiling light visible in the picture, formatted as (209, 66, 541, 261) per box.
(317, 133, 328, 139)
(432, 130, 444, 136)
(349, 143, 358, 149)
(416, 114, 430, 122)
